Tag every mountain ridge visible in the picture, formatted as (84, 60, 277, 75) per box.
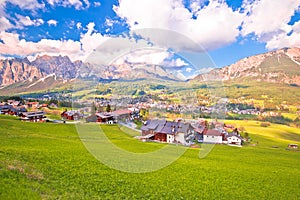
(0, 47, 300, 92)
(193, 47, 300, 85)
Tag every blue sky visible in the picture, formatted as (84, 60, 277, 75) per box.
(0, 0, 299, 75)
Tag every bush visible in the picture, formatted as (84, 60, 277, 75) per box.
(260, 122, 270, 127)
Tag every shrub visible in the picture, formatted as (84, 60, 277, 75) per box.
(260, 122, 270, 127)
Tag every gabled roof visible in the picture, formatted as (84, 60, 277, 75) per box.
(205, 129, 222, 136)
(22, 111, 45, 117)
(112, 109, 132, 116)
(0, 105, 13, 110)
(141, 119, 166, 131)
(148, 119, 166, 130)
(96, 113, 114, 119)
(10, 107, 27, 113)
(159, 121, 178, 134)
(226, 133, 243, 140)
(154, 120, 167, 133)
(177, 123, 191, 133)
(62, 110, 83, 117)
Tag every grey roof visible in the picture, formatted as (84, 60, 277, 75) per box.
(148, 119, 165, 129)
(159, 121, 178, 134)
(22, 111, 45, 117)
(141, 119, 166, 132)
(177, 123, 191, 133)
(154, 120, 167, 133)
(0, 105, 13, 110)
(141, 119, 194, 135)
(140, 126, 149, 131)
(11, 107, 27, 113)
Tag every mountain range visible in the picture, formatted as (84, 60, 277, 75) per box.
(194, 47, 300, 85)
(0, 47, 300, 94)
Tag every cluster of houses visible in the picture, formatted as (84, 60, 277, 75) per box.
(0, 101, 47, 122)
(85, 108, 139, 123)
(0, 99, 244, 146)
(140, 119, 244, 146)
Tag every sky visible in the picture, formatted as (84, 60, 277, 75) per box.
(0, 0, 299, 77)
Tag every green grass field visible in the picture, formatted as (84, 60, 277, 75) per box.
(0, 115, 299, 199)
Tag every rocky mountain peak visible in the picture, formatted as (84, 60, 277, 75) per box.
(193, 47, 300, 85)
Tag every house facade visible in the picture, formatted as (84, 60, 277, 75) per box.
(203, 129, 223, 144)
(61, 110, 83, 121)
(226, 133, 243, 145)
(19, 111, 46, 122)
(95, 113, 115, 123)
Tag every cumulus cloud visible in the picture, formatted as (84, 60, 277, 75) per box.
(114, 0, 300, 51)
(47, 0, 88, 10)
(1, 0, 45, 10)
(0, 22, 112, 61)
(0, 0, 300, 64)
(242, 0, 299, 37)
(0, 17, 12, 31)
(242, 0, 300, 50)
(47, 19, 58, 26)
(0, 31, 81, 60)
(266, 21, 300, 50)
(80, 22, 111, 55)
(114, 0, 244, 51)
(94, 2, 101, 7)
(123, 49, 170, 65)
(76, 22, 82, 30)
(165, 58, 189, 68)
(15, 14, 44, 27)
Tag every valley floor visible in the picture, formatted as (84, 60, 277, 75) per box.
(0, 115, 299, 199)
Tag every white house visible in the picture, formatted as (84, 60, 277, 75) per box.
(175, 123, 194, 145)
(226, 134, 243, 146)
(203, 129, 223, 144)
(167, 134, 175, 143)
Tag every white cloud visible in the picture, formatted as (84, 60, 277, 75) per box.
(94, 2, 101, 7)
(47, 0, 88, 10)
(0, 22, 110, 62)
(15, 15, 44, 27)
(0, 17, 12, 31)
(105, 18, 114, 27)
(1, 0, 300, 64)
(0, 1, 44, 31)
(114, 0, 244, 51)
(266, 21, 300, 50)
(114, 0, 300, 51)
(165, 58, 189, 67)
(1, 0, 45, 10)
(0, 31, 82, 61)
(80, 22, 111, 56)
(242, 0, 300, 37)
(186, 67, 193, 73)
(241, 0, 300, 50)
(83, 0, 90, 8)
(47, 19, 58, 26)
(76, 22, 82, 30)
(123, 49, 170, 65)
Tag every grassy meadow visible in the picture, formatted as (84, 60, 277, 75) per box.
(0, 115, 299, 199)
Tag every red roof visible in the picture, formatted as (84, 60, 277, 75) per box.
(112, 109, 132, 116)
